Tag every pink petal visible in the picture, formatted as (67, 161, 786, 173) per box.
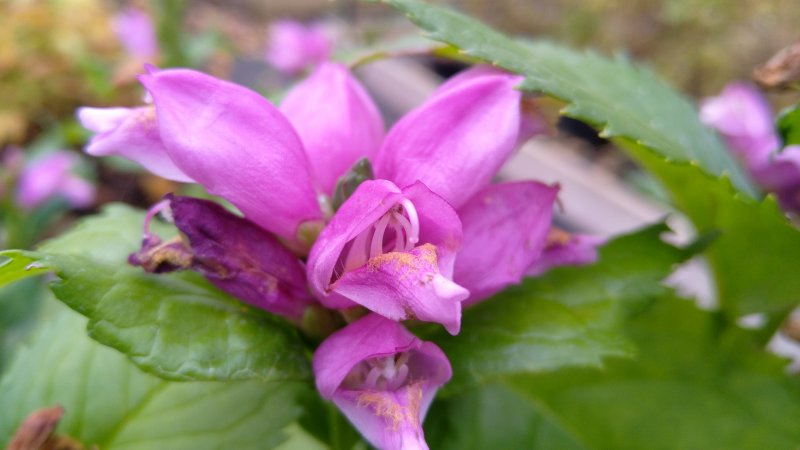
(266, 20, 331, 75)
(15, 151, 95, 210)
(754, 145, 800, 213)
(306, 180, 467, 332)
(313, 314, 450, 450)
(527, 231, 605, 277)
(333, 244, 468, 335)
(307, 179, 405, 309)
(77, 106, 193, 182)
(454, 181, 558, 305)
(280, 62, 384, 195)
(700, 82, 779, 170)
(139, 68, 322, 244)
(113, 6, 158, 60)
(374, 70, 523, 209)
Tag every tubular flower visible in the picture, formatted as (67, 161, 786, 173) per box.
(313, 314, 451, 450)
(701, 82, 800, 212)
(15, 151, 95, 210)
(113, 6, 158, 61)
(265, 20, 332, 75)
(307, 179, 467, 335)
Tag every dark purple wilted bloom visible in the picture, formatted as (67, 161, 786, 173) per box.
(313, 314, 451, 450)
(701, 82, 800, 212)
(129, 195, 313, 321)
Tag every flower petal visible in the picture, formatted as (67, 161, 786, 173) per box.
(526, 230, 605, 277)
(374, 70, 523, 208)
(77, 106, 193, 182)
(307, 179, 405, 309)
(170, 195, 314, 320)
(454, 181, 558, 305)
(281, 62, 384, 195)
(700, 82, 779, 170)
(753, 145, 800, 213)
(265, 20, 331, 75)
(139, 68, 322, 243)
(113, 6, 158, 60)
(334, 244, 468, 334)
(15, 151, 95, 210)
(313, 314, 451, 450)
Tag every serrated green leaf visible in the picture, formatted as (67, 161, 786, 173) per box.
(2, 204, 311, 382)
(625, 141, 800, 323)
(0, 300, 307, 450)
(506, 295, 800, 450)
(778, 103, 800, 147)
(378, 0, 758, 198)
(430, 223, 691, 392)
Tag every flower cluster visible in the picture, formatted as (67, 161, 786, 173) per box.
(701, 82, 800, 213)
(78, 61, 599, 449)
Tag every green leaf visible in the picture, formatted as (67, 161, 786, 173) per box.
(625, 142, 800, 322)
(0, 250, 54, 288)
(0, 204, 311, 382)
(424, 384, 586, 450)
(378, 0, 758, 198)
(0, 300, 307, 449)
(430, 223, 691, 392)
(507, 295, 800, 450)
(778, 103, 800, 147)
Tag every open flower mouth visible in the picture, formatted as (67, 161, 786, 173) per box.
(343, 352, 413, 391)
(331, 199, 420, 286)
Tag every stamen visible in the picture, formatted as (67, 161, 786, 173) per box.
(143, 199, 172, 238)
(369, 214, 391, 258)
(399, 199, 420, 245)
(391, 222, 406, 252)
(392, 211, 414, 251)
(344, 227, 372, 272)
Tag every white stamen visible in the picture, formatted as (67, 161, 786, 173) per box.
(400, 199, 420, 245)
(369, 214, 391, 258)
(344, 228, 372, 271)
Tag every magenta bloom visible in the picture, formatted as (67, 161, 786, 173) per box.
(113, 6, 158, 60)
(701, 82, 800, 212)
(15, 151, 95, 211)
(313, 314, 451, 450)
(307, 179, 468, 334)
(266, 20, 332, 75)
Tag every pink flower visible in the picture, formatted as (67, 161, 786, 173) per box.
(14, 151, 95, 211)
(78, 64, 557, 331)
(701, 82, 800, 212)
(113, 6, 158, 61)
(313, 314, 451, 450)
(266, 20, 331, 75)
